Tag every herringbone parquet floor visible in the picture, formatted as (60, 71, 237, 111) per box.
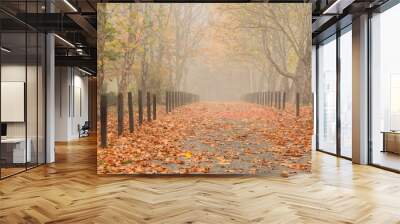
(1, 136, 400, 224)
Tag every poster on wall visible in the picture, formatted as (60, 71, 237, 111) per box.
(97, 3, 312, 176)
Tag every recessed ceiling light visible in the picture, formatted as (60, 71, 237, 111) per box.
(63, 0, 78, 12)
(54, 34, 75, 48)
(1, 47, 11, 53)
(322, 0, 354, 15)
(78, 67, 93, 76)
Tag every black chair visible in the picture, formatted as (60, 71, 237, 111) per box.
(79, 121, 90, 138)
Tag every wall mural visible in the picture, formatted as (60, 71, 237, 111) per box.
(97, 3, 312, 176)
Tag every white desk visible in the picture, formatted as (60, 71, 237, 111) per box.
(1, 138, 31, 163)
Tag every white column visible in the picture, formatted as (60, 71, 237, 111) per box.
(352, 14, 369, 164)
(46, 32, 55, 163)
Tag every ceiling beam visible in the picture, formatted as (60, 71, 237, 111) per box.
(55, 55, 96, 69)
(67, 13, 97, 39)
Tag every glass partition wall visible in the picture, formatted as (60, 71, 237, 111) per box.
(316, 26, 352, 159)
(0, 2, 46, 179)
(370, 3, 400, 171)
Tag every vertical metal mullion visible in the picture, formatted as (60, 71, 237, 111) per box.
(44, 37, 47, 164)
(44, 0, 49, 165)
(68, 69, 71, 118)
(336, 30, 341, 157)
(36, 1, 39, 166)
(36, 0, 39, 167)
(316, 44, 320, 151)
(25, 0, 28, 171)
(44, 33, 47, 164)
(72, 68, 75, 118)
(24, 0, 28, 170)
(0, 23, 2, 179)
(59, 68, 62, 117)
(367, 11, 373, 165)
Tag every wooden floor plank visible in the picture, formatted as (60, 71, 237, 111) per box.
(0, 136, 400, 223)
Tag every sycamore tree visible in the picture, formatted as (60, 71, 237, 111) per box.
(217, 4, 312, 103)
(170, 4, 209, 90)
(97, 3, 118, 96)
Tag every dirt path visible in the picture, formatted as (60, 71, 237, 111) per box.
(98, 102, 312, 176)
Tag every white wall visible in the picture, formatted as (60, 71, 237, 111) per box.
(55, 66, 69, 141)
(55, 67, 89, 141)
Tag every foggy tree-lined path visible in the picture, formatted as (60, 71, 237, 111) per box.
(98, 102, 312, 176)
(97, 4, 312, 176)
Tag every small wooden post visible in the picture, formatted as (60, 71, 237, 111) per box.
(153, 94, 157, 120)
(277, 92, 281, 110)
(117, 93, 123, 136)
(170, 91, 173, 111)
(166, 91, 169, 113)
(176, 91, 179, 107)
(262, 92, 266, 106)
(269, 92, 272, 106)
(268, 92, 271, 106)
(273, 92, 276, 108)
(147, 92, 151, 122)
(282, 92, 286, 110)
(128, 92, 134, 133)
(175, 91, 178, 108)
(178, 91, 180, 107)
(271, 92, 274, 107)
(181, 92, 183, 106)
(168, 91, 172, 112)
(277, 92, 280, 109)
(178, 92, 181, 106)
(100, 94, 107, 148)
(172, 91, 175, 110)
(178, 91, 180, 106)
(276, 92, 279, 108)
(138, 90, 143, 126)
(296, 92, 300, 116)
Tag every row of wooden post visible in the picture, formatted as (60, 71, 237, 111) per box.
(165, 91, 199, 113)
(242, 91, 300, 117)
(100, 90, 199, 148)
(100, 90, 157, 148)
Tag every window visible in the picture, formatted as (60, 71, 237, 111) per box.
(317, 35, 337, 154)
(340, 27, 352, 158)
(371, 3, 400, 171)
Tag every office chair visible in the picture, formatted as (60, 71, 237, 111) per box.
(79, 121, 90, 138)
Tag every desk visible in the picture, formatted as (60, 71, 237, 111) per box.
(382, 131, 400, 154)
(1, 138, 31, 163)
